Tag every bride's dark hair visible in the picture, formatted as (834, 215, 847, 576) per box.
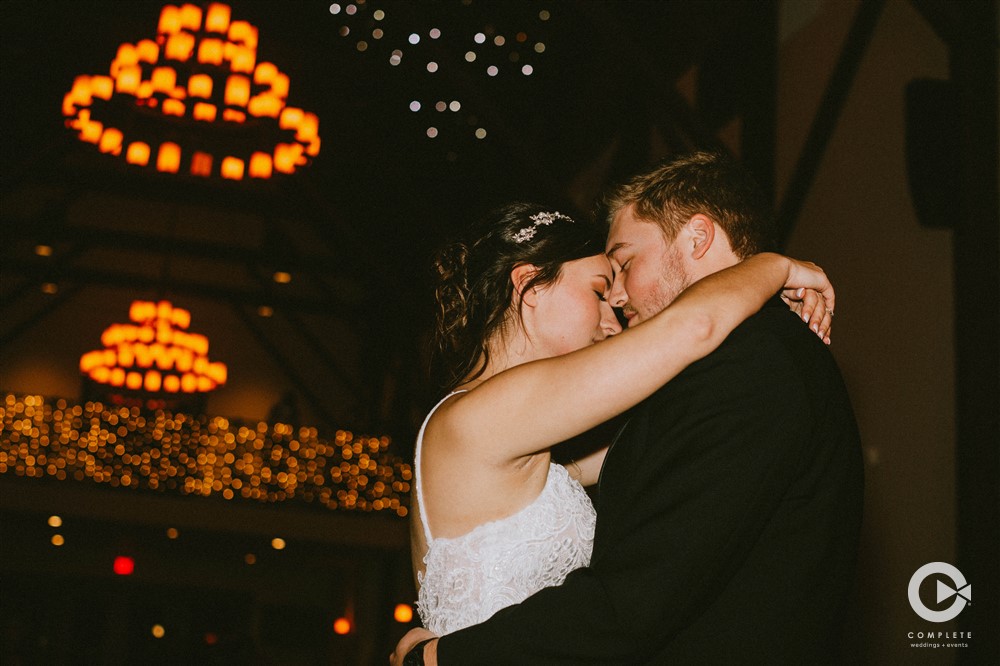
(432, 202, 605, 392)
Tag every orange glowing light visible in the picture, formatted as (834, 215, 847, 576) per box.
(191, 151, 213, 176)
(151, 67, 176, 93)
(79, 119, 103, 144)
(248, 152, 272, 179)
(116, 43, 139, 66)
(271, 73, 290, 98)
(165, 32, 195, 61)
(273, 144, 301, 174)
(198, 38, 225, 65)
(98, 128, 123, 154)
(90, 76, 114, 100)
(248, 94, 281, 118)
(80, 300, 228, 394)
(158, 6, 181, 34)
(205, 3, 231, 33)
(333, 618, 351, 635)
(136, 39, 159, 63)
(220, 156, 244, 180)
(145, 370, 163, 392)
(162, 98, 185, 117)
(224, 75, 250, 106)
(393, 604, 414, 623)
(156, 142, 181, 173)
(126, 372, 143, 390)
(193, 103, 217, 122)
(188, 73, 212, 98)
(229, 46, 256, 74)
(279, 107, 304, 130)
(229, 21, 258, 49)
(179, 4, 203, 30)
(116, 65, 141, 93)
(254, 62, 278, 84)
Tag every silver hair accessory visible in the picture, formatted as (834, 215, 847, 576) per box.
(512, 211, 574, 243)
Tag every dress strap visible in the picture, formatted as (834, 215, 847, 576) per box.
(414, 390, 467, 543)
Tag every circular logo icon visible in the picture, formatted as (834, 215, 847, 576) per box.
(908, 562, 971, 622)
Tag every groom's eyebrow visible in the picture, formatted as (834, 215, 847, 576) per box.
(606, 243, 628, 261)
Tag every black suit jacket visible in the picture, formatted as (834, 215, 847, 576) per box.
(437, 297, 864, 664)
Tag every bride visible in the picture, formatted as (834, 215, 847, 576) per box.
(409, 201, 834, 640)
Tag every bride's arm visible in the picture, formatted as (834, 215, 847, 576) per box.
(437, 253, 832, 463)
(565, 445, 609, 487)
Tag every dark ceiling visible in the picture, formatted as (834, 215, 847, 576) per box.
(1, 0, 773, 438)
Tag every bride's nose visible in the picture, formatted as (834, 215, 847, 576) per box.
(600, 301, 622, 338)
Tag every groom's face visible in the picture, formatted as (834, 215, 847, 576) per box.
(605, 204, 693, 327)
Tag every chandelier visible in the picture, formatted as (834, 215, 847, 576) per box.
(80, 300, 228, 394)
(61, 2, 320, 180)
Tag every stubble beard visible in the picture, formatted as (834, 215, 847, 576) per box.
(638, 245, 692, 323)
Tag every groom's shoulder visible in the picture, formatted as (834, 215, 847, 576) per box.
(727, 297, 826, 353)
(646, 302, 803, 399)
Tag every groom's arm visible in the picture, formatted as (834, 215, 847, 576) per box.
(430, 316, 818, 663)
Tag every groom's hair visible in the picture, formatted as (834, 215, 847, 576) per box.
(597, 151, 777, 259)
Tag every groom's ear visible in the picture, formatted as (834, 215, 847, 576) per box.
(685, 214, 716, 260)
(510, 263, 540, 307)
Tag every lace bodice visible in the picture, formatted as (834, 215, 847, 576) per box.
(414, 393, 596, 636)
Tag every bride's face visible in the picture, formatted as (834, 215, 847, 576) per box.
(529, 254, 621, 357)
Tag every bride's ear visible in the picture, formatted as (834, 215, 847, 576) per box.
(511, 263, 540, 307)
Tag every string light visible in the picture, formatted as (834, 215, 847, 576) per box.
(1, 394, 413, 515)
(330, 4, 554, 142)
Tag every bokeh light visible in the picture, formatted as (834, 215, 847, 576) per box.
(393, 603, 414, 623)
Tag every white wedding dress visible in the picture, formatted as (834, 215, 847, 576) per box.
(414, 392, 597, 636)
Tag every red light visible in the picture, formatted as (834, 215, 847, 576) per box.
(113, 555, 135, 575)
(332, 617, 351, 635)
(204, 632, 218, 645)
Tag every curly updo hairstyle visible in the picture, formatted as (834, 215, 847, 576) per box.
(431, 202, 605, 392)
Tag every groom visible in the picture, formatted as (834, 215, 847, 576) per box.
(395, 152, 863, 664)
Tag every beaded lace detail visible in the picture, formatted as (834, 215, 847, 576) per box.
(414, 394, 596, 636)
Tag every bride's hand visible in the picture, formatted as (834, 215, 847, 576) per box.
(778, 258, 834, 345)
(390, 627, 437, 666)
